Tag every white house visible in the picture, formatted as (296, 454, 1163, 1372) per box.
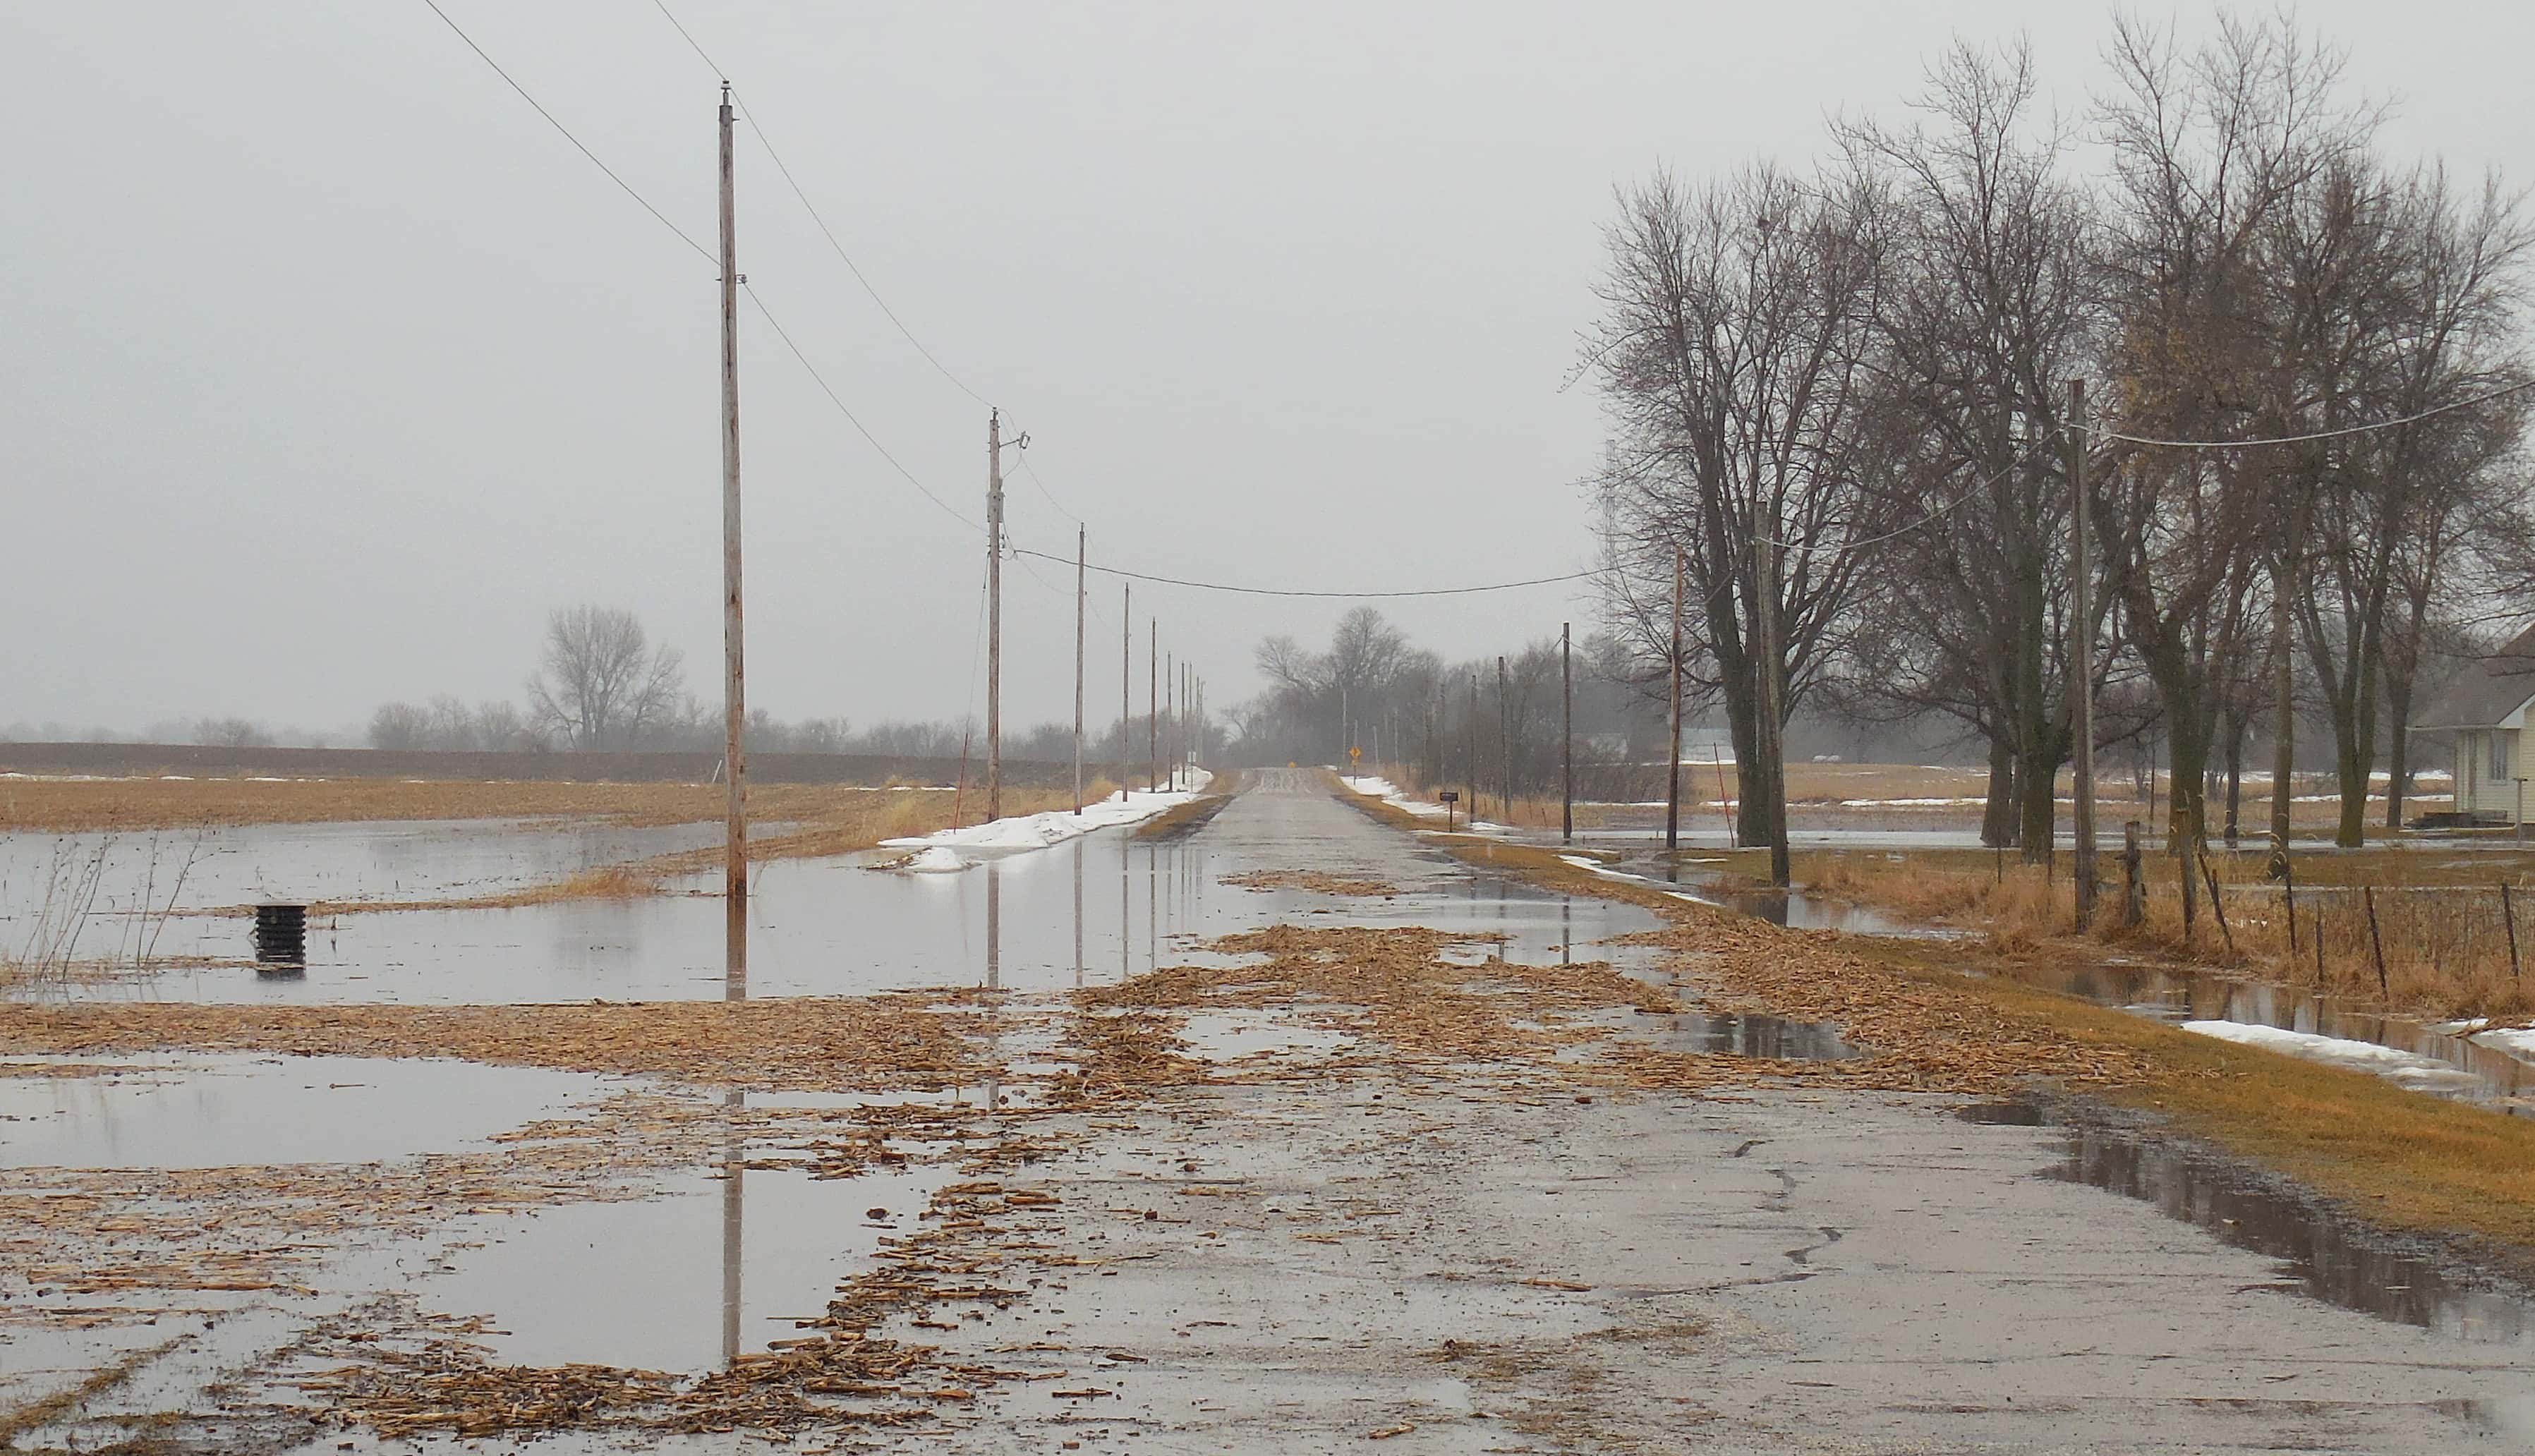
(2414, 624, 2535, 820)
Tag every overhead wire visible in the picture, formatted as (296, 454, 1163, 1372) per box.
(2086, 378, 2535, 449)
(416, 4, 1639, 609)
(740, 283, 981, 533)
(417, 0, 715, 267)
(648, 0, 997, 411)
(1009, 548, 1595, 598)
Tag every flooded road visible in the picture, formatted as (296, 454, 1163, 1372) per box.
(4, 794, 1650, 1004)
(8, 768, 2535, 1452)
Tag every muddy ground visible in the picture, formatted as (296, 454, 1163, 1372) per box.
(6, 768, 2533, 1452)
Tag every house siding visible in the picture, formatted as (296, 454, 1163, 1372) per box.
(2458, 727, 2529, 818)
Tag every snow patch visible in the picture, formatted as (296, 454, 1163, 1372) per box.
(2181, 1019, 2482, 1088)
(899, 846, 974, 874)
(880, 768, 1214, 857)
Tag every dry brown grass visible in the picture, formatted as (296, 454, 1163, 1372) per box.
(1221, 869, 1402, 897)
(0, 996, 988, 1092)
(1803, 847, 2535, 1021)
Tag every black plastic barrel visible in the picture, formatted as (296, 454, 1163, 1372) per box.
(253, 904, 307, 970)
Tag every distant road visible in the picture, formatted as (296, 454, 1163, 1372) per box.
(0, 741, 1117, 787)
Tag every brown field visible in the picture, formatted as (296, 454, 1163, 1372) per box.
(0, 774, 1108, 836)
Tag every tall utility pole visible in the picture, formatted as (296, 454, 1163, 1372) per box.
(1561, 622, 1573, 844)
(1752, 501, 1791, 886)
(1121, 585, 1131, 791)
(984, 409, 1005, 823)
(2069, 379, 2098, 924)
(1665, 545, 1684, 853)
(715, 85, 748, 990)
(1497, 656, 1509, 822)
(1466, 674, 1480, 823)
(1072, 526, 1086, 815)
(1148, 620, 1158, 794)
(1165, 650, 1175, 791)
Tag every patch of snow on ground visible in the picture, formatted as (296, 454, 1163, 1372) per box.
(880, 768, 1214, 856)
(1341, 774, 1448, 818)
(899, 845, 974, 873)
(2181, 1019, 2481, 1088)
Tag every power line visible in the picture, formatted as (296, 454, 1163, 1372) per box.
(1009, 548, 1594, 598)
(740, 282, 981, 533)
(1753, 441, 2050, 553)
(648, 0, 997, 410)
(1017, 453, 1084, 526)
(2088, 378, 2535, 450)
(416, 0, 715, 266)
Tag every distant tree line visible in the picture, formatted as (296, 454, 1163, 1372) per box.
(365, 603, 1094, 762)
(1587, 15, 2534, 865)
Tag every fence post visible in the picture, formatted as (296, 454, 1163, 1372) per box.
(2282, 855, 2298, 954)
(2505, 883, 2522, 983)
(2198, 847, 2237, 954)
(2363, 886, 2389, 997)
(2122, 822, 2144, 927)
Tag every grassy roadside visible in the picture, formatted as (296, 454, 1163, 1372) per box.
(1132, 768, 1245, 839)
(1681, 840, 2535, 1022)
(1328, 773, 2535, 1272)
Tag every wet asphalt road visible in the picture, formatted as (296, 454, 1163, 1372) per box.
(885, 770, 2535, 1453)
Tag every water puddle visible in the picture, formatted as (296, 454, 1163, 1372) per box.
(1180, 1012, 1356, 1063)
(1628, 1012, 1854, 1060)
(418, 1163, 949, 1372)
(1963, 1103, 2535, 1345)
(0, 1054, 629, 1169)
(1968, 957, 2535, 1115)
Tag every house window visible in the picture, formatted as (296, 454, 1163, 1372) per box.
(2495, 729, 2514, 782)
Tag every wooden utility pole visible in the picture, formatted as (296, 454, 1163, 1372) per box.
(1752, 511, 1789, 887)
(1121, 585, 1131, 789)
(1149, 620, 1158, 794)
(1562, 622, 1573, 844)
(1072, 526, 1086, 815)
(2069, 379, 2098, 926)
(1665, 545, 1684, 853)
(1165, 650, 1175, 791)
(984, 409, 1006, 823)
(715, 85, 748, 990)
(1498, 656, 1509, 823)
(1467, 673, 1480, 823)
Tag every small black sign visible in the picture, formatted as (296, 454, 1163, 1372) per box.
(1439, 791, 1459, 803)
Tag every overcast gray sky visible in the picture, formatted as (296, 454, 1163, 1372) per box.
(6, 2, 2531, 739)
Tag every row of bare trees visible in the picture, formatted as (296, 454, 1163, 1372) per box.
(1590, 16, 2534, 877)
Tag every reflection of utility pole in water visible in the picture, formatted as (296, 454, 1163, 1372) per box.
(1561, 899, 1572, 966)
(1072, 839, 1084, 990)
(1147, 841, 1158, 972)
(720, 1086, 744, 1369)
(1119, 835, 1132, 982)
(985, 859, 1001, 992)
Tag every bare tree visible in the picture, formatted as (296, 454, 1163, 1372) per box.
(2093, 11, 2374, 850)
(1837, 38, 2105, 856)
(527, 605, 687, 751)
(1589, 162, 1889, 875)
